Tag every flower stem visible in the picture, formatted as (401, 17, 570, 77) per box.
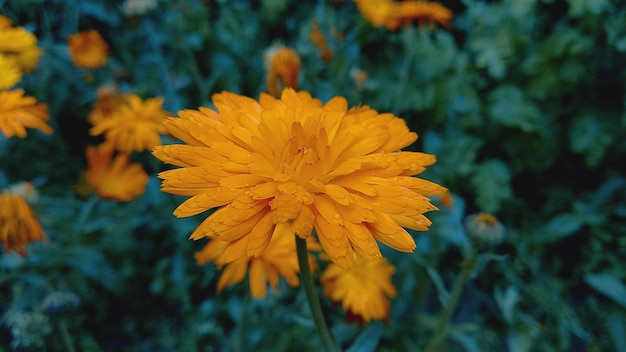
(295, 236, 340, 352)
(59, 319, 76, 352)
(424, 249, 478, 352)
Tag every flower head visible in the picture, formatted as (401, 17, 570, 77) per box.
(0, 187, 47, 256)
(68, 30, 109, 68)
(355, 0, 453, 30)
(153, 88, 445, 269)
(87, 85, 135, 126)
(0, 89, 52, 138)
(196, 233, 319, 298)
(89, 94, 170, 153)
(310, 21, 333, 62)
(464, 212, 505, 248)
(320, 253, 396, 323)
(0, 15, 42, 76)
(85, 143, 149, 201)
(264, 45, 301, 98)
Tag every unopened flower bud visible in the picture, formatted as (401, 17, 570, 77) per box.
(464, 212, 505, 248)
(40, 291, 80, 315)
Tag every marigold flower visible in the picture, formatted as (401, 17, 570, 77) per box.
(89, 94, 169, 153)
(0, 189, 47, 256)
(67, 30, 109, 69)
(0, 54, 22, 90)
(87, 85, 134, 126)
(196, 233, 319, 298)
(310, 21, 333, 62)
(320, 253, 396, 322)
(264, 45, 300, 98)
(0, 16, 42, 75)
(85, 143, 149, 201)
(0, 89, 52, 138)
(355, 0, 453, 30)
(153, 88, 446, 269)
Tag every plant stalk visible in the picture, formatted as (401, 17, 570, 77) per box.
(59, 319, 76, 352)
(295, 236, 340, 352)
(425, 249, 478, 352)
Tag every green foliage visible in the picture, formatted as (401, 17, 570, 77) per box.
(2, 0, 626, 351)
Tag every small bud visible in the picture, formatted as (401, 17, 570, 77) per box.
(40, 291, 80, 315)
(464, 212, 505, 248)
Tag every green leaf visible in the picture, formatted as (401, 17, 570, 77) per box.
(346, 321, 383, 352)
(567, 0, 611, 16)
(541, 213, 584, 242)
(569, 114, 613, 167)
(584, 273, 626, 308)
(470, 159, 512, 212)
(607, 313, 626, 352)
(488, 86, 541, 132)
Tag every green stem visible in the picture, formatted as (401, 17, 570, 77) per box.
(59, 319, 76, 352)
(424, 249, 478, 352)
(295, 236, 341, 352)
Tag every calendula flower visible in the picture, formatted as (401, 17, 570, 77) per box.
(310, 21, 333, 62)
(0, 187, 47, 256)
(264, 45, 300, 98)
(0, 89, 52, 138)
(87, 85, 134, 126)
(89, 94, 169, 153)
(354, 0, 452, 30)
(196, 233, 319, 298)
(0, 15, 42, 74)
(85, 143, 149, 201)
(68, 30, 108, 68)
(0, 54, 22, 89)
(320, 253, 396, 322)
(153, 88, 445, 269)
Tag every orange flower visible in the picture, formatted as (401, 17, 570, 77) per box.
(87, 85, 135, 126)
(320, 253, 396, 323)
(310, 21, 333, 62)
(0, 15, 43, 76)
(264, 45, 301, 98)
(85, 143, 149, 201)
(89, 94, 169, 153)
(0, 89, 52, 138)
(0, 186, 47, 256)
(68, 30, 109, 68)
(354, 0, 453, 30)
(153, 88, 446, 269)
(196, 233, 319, 298)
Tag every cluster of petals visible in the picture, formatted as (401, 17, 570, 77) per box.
(0, 185, 47, 256)
(0, 89, 52, 138)
(0, 15, 43, 89)
(320, 253, 396, 322)
(89, 94, 170, 154)
(354, 0, 453, 30)
(153, 88, 446, 269)
(67, 30, 109, 69)
(85, 143, 149, 202)
(195, 233, 319, 298)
